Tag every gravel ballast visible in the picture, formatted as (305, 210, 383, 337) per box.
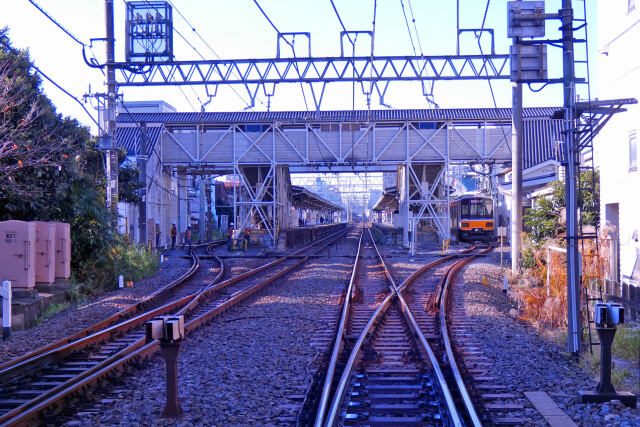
(57, 237, 357, 426)
(456, 251, 640, 426)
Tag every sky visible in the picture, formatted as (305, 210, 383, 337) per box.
(1, 0, 598, 135)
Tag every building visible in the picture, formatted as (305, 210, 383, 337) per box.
(596, 1, 640, 285)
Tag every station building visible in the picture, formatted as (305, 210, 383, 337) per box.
(596, 2, 640, 286)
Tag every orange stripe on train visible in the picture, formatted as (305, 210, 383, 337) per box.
(460, 220, 494, 230)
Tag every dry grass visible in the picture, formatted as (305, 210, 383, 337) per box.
(516, 230, 610, 328)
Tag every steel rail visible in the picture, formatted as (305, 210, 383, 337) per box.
(323, 228, 397, 426)
(323, 230, 474, 426)
(0, 244, 226, 425)
(314, 228, 363, 427)
(439, 246, 492, 427)
(0, 242, 221, 374)
(369, 230, 462, 427)
(0, 243, 225, 385)
(0, 226, 351, 426)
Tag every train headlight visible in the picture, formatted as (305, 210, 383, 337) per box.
(486, 222, 493, 228)
(461, 222, 469, 228)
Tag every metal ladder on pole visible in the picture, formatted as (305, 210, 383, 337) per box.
(573, 0, 602, 354)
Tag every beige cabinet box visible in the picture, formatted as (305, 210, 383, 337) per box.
(0, 220, 36, 289)
(50, 222, 71, 279)
(33, 221, 55, 284)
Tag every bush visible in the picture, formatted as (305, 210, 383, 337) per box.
(113, 241, 159, 282)
(612, 324, 640, 362)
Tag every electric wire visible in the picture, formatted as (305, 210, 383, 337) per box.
(27, 0, 85, 47)
(0, 36, 103, 133)
(475, 0, 511, 154)
(328, 0, 354, 45)
(134, 0, 202, 111)
(164, 0, 255, 109)
(26, 0, 105, 78)
(399, 0, 418, 56)
(251, 0, 309, 110)
(406, 0, 436, 106)
(117, 99, 190, 201)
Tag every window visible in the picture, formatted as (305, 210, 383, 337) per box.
(630, 0, 636, 13)
(630, 132, 638, 172)
(461, 198, 494, 218)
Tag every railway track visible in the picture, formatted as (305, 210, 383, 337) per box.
(0, 243, 224, 424)
(316, 228, 493, 426)
(0, 226, 351, 426)
(0, 241, 223, 375)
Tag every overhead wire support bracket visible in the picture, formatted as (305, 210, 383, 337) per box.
(340, 31, 372, 56)
(277, 32, 311, 58)
(458, 28, 496, 55)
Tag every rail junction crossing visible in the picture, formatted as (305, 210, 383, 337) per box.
(101, 0, 633, 355)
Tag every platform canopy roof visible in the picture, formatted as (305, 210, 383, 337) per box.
(372, 188, 398, 212)
(291, 185, 343, 212)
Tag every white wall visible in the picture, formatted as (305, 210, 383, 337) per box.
(597, 1, 640, 284)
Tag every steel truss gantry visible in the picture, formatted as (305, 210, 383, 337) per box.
(114, 54, 510, 108)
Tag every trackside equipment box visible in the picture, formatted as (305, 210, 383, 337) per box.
(50, 222, 71, 279)
(0, 220, 36, 289)
(33, 221, 55, 284)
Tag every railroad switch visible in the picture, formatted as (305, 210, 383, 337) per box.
(579, 303, 637, 407)
(145, 315, 186, 418)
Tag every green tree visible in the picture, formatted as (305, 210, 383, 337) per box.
(524, 171, 600, 245)
(0, 29, 156, 292)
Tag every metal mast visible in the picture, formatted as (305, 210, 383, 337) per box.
(561, 0, 581, 354)
(105, 0, 118, 222)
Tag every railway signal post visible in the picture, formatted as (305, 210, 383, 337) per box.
(146, 315, 186, 418)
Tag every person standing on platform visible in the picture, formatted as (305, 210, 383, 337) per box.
(181, 225, 192, 251)
(155, 222, 161, 249)
(170, 223, 177, 250)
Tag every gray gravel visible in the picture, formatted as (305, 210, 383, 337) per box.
(56, 236, 357, 426)
(457, 251, 640, 426)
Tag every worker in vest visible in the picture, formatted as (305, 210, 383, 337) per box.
(155, 222, 161, 249)
(227, 222, 234, 250)
(243, 225, 252, 251)
(181, 225, 192, 251)
(170, 223, 177, 250)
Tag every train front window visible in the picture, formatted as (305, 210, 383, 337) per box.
(461, 199, 493, 218)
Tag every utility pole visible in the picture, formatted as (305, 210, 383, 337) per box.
(511, 63, 523, 275)
(510, 0, 524, 276)
(105, 0, 119, 225)
(138, 121, 148, 246)
(561, 0, 581, 354)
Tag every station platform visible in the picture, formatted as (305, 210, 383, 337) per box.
(371, 223, 403, 246)
(277, 223, 347, 249)
(371, 222, 442, 248)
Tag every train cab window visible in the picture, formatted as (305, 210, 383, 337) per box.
(462, 198, 493, 218)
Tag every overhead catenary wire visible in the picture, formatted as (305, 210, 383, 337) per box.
(135, 0, 205, 111)
(329, 0, 354, 45)
(400, 0, 436, 108)
(137, 0, 260, 110)
(475, 0, 511, 154)
(251, 0, 309, 110)
(406, 0, 436, 107)
(164, 0, 255, 109)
